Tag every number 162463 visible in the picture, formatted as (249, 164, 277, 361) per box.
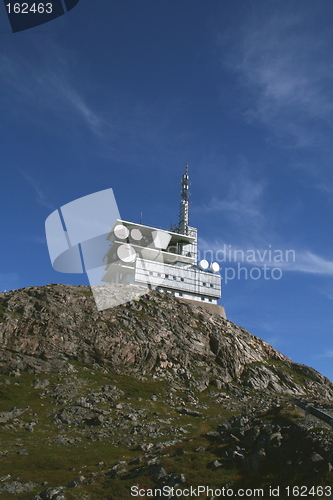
(6, 3, 53, 14)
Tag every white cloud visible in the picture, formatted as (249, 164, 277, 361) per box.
(0, 42, 187, 166)
(0, 45, 105, 139)
(19, 170, 55, 211)
(221, 4, 333, 151)
(318, 350, 333, 359)
(289, 251, 333, 275)
(58, 83, 105, 138)
(198, 238, 333, 277)
(196, 174, 265, 226)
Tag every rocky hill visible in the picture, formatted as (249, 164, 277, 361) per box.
(0, 284, 332, 499)
(1, 284, 333, 398)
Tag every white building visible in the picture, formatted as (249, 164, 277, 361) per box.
(102, 165, 223, 311)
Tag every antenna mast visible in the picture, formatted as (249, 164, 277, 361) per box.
(178, 163, 190, 235)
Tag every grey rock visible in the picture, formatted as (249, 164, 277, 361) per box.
(0, 481, 38, 494)
(67, 476, 85, 488)
(242, 427, 261, 448)
(0, 407, 26, 424)
(0, 474, 11, 482)
(310, 453, 325, 463)
(1, 285, 332, 400)
(208, 459, 223, 469)
(268, 432, 283, 448)
(150, 465, 168, 481)
(38, 487, 66, 499)
(243, 448, 266, 471)
(33, 379, 50, 389)
(55, 406, 104, 427)
(17, 448, 29, 455)
(181, 407, 203, 417)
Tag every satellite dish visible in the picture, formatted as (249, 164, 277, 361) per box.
(117, 244, 136, 263)
(198, 259, 209, 270)
(131, 228, 142, 241)
(210, 262, 220, 273)
(114, 224, 129, 239)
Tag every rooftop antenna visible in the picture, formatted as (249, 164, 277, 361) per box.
(140, 211, 143, 224)
(178, 163, 190, 235)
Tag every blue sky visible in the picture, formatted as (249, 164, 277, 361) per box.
(1, 1, 333, 382)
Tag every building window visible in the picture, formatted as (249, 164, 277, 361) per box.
(209, 298, 212, 302)
(180, 277, 184, 282)
(165, 274, 169, 279)
(201, 297, 205, 301)
(202, 282, 206, 286)
(173, 276, 177, 280)
(179, 292, 183, 296)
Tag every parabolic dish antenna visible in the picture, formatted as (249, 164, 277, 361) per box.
(114, 224, 129, 239)
(198, 259, 209, 270)
(210, 262, 220, 273)
(117, 244, 136, 263)
(131, 228, 142, 241)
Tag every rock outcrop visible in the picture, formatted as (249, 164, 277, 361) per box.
(0, 284, 332, 399)
(0, 284, 333, 498)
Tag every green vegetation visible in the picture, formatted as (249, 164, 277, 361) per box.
(0, 364, 241, 499)
(77, 289, 94, 296)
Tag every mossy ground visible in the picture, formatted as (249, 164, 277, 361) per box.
(0, 364, 238, 499)
(0, 362, 332, 499)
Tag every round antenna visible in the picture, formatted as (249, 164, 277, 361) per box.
(114, 224, 129, 239)
(210, 262, 220, 273)
(198, 259, 209, 271)
(117, 244, 136, 263)
(131, 228, 142, 241)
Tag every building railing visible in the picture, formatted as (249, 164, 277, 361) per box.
(291, 396, 333, 429)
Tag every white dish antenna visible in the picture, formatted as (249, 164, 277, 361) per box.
(131, 228, 142, 241)
(198, 259, 209, 270)
(210, 262, 220, 273)
(114, 224, 129, 239)
(117, 244, 136, 263)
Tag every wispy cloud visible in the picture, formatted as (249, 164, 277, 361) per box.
(289, 251, 333, 276)
(0, 47, 105, 139)
(195, 173, 265, 229)
(223, 7, 333, 142)
(317, 350, 333, 359)
(198, 237, 333, 277)
(19, 170, 55, 211)
(53, 79, 105, 138)
(0, 41, 186, 165)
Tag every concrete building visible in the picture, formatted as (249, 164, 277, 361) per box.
(102, 165, 224, 314)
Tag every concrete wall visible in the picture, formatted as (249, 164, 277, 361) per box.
(179, 297, 226, 319)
